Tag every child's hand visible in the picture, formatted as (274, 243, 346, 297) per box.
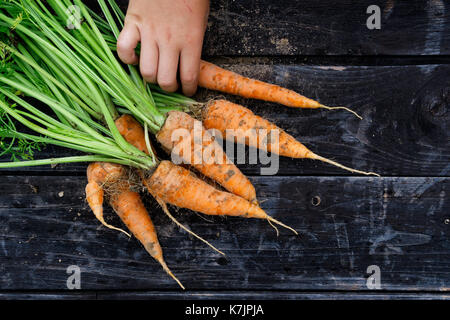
(117, 0, 210, 96)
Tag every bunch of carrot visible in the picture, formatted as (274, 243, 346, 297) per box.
(0, 0, 379, 289)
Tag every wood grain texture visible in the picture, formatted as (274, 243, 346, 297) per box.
(0, 175, 448, 291)
(0, 292, 97, 300)
(0, 0, 449, 299)
(203, 0, 450, 56)
(113, 0, 450, 56)
(97, 291, 450, 300)
(2, 63, 448, 177)
(1, 291, 449, 300)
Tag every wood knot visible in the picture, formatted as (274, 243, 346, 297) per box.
(428, 88, 449, 118)
(311, 196, 321, 206)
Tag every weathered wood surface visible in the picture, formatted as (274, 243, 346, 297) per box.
(204, 0, 450, 56)
(0, 175, 448, 291)
(1, 0, 449, 300)
(0, 291, 449, 300)
(114, 0, 450, 56)
(2, 63, 448, 177)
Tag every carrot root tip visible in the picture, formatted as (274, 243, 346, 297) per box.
(159, 259, 185, 290)
(96, 215, 131, 238)
(267, 216, 298, 236)
(156, 197, 226, 256)
(311, 153, 380, 177)
(319, 104, 363, 120)
(267, 218, 280, 237)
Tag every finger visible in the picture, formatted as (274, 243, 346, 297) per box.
(117, 22, 140, 65)
(139, 35, 159, 84)
(157, 45, 180, 92)
(179, 45, 202, 96)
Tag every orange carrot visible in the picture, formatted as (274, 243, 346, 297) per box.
(115, 114, 258, 204)
(142, 160, 297, 235)
(156, 111, 258, 203)
(115, 115, 227, 255)
(202, 100, 379, 176)
(109, 181, 184, 289)
(114, 115, 296, 234)
(198, 60, 361, 119)
(86, 162, 131, 236)
(114, 114, 155, 155)
(85, 162, 184, 289)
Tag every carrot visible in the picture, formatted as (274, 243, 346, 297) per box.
(202, 100, 379, 176)
(198, 60, 362, 119)
(142, 160, 297, 235)
(115, 113, 258, 204)
(114, 114, 155, 155)
(109, 181, 185, 289)
(85, 162, 184, 289)
(86, 162, 131, 237)
(114, 115, 296, 234)
(156, 111, 258, 203)
(115, 115, 227, 255)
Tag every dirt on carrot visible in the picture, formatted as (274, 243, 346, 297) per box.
(109, 179, 185, 289)
(156, 110, 258, 204)
(142, 160, 297, 235)
(115, 113, 258, 204)
(85, 161, 184, 289)
(202, 100, 379, 176)
(198, 60, 362, 119)
(86, 162, 131, 236)
(113, 114, 296, 234)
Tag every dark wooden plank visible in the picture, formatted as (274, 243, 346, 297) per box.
(0, 292, 96, 300)
(0, 175, 448, 291)
(114, 0, 450, 56)
(198, 62, 450, 177)
(2, 63, 448, 177)
(0, 291, 448, 300)
(97, 291, 450, 300)
(204, 0, 450, 56)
